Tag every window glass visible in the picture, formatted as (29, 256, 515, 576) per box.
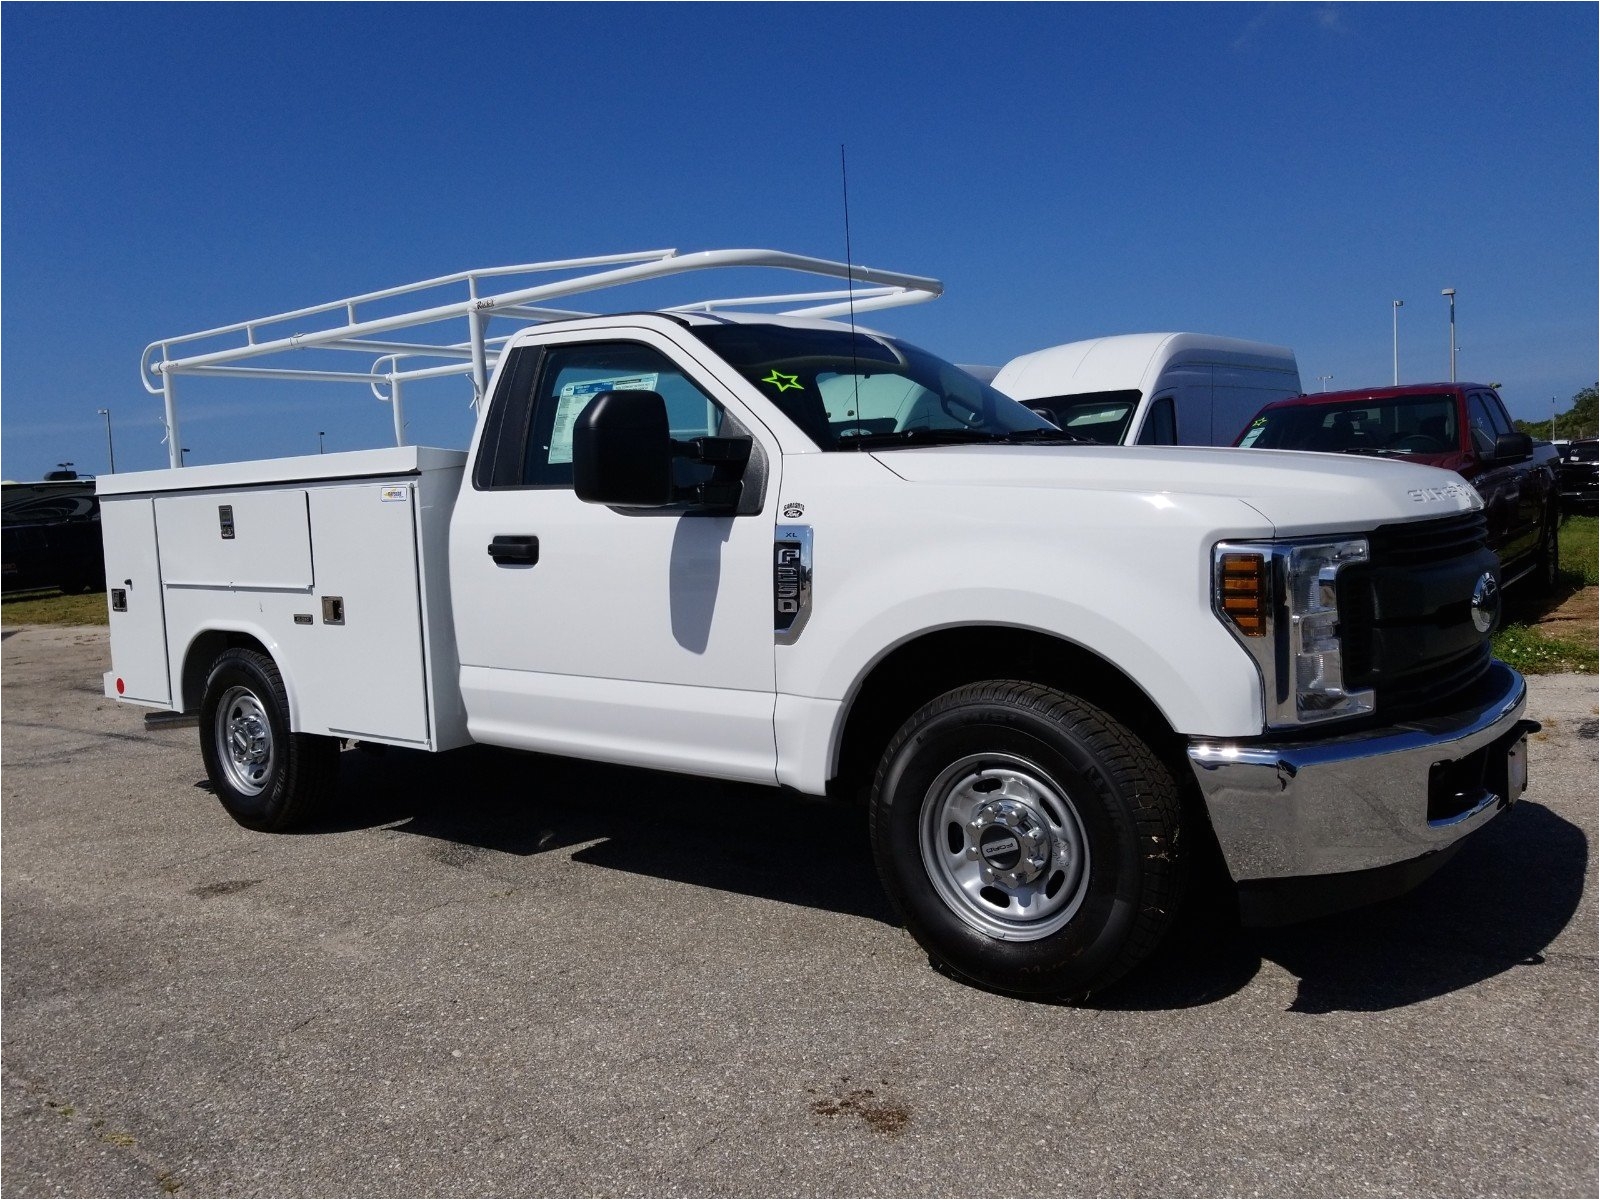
(519, 342, 723, 488)
(1479, 392, 1513, 436)
(1468, 393, 1501, 455)
(1238, 395, 1456, 455)
(1135, 395, 1177, 445)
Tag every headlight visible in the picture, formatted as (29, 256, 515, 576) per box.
(1213, 538, 1375, 728)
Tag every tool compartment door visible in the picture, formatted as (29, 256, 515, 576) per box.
(101, 497, 171, 705)
(295, 482, 431, 745)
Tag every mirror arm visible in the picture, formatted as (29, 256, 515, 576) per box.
(671, 435, 753, 468)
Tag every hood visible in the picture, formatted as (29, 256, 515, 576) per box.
(870, 444, 1481, 534)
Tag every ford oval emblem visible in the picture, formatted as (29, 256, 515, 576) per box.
(1471, 572, 1501, 634)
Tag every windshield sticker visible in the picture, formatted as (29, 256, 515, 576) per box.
(548, 374, 659, 464)
(762, 370, 803, 394)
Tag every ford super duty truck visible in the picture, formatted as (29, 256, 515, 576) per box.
(100, 249, 1537, 999)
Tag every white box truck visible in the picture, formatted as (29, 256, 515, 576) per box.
(991, 332, 1302, 447)
(101, 249, 1535, 999)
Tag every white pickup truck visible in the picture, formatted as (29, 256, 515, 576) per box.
(101, 249, 1537, 998)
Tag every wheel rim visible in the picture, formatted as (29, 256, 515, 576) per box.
(918, 753, 1092, 941)
(214, 685, 275, 797)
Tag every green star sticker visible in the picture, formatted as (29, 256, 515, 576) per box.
(762, 370, 802, 393)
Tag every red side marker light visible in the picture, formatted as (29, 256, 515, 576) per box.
(116, 678, 125, 695)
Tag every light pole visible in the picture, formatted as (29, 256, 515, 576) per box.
(1318, 374, 1333, 392)
(96, 408, 116, 473)
(1441, 288, 1456, 382)
(318, 431, 326, 454)
(180, 446, 190, 467)
(1391, 300, 1404, 385)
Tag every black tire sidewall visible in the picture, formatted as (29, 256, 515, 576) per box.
(874, 697, 1150, 997)
(199, 651, 292, 831)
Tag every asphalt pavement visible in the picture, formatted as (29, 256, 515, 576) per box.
(3, 625, 1595, 1197)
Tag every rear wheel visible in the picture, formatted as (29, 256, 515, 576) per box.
(870, 681, 1185, 1000)
(198, 648, 337, 831)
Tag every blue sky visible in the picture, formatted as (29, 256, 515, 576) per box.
(3, 2, 1595, 476)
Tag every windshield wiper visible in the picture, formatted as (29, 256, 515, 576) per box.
(838, 426, 1094, 451)
(996, 428, 1096, 445)
(836, 428, 1005, 450)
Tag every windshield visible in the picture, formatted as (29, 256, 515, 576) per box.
(1021, 390, 1142, 445)
(1237, 395, 1459, 455)
(691, 323, 1058, 450)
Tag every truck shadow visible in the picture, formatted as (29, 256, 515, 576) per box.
(303, 745, 1588, 1014)
(315, 743, 894, 925)
(1097, 799, 1589, 1013)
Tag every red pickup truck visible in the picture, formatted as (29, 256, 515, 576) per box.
(1236, 383, 1562, 592)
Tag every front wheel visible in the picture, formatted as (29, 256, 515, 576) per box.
(870, 681, 1184, 1000)
(198, 648, 337, 831)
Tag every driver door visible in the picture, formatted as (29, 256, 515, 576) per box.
(451, 330, 780, 783)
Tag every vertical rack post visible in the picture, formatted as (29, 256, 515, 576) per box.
(391, 375, 407, 447)
(468, 308, 489, 408)
(161, 362, 183, 469)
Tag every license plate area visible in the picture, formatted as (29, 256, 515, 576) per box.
(1427, 721, 1537, 825)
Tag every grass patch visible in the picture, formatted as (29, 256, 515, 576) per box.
(1492, 622, 1597, 675)
(1558, 514, 1597, 586)
(1494, 514, 1597, 674)
(1, 589, 109, 626)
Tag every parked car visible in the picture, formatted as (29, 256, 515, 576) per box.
(1556, 439, 1598, 513)
(2, 479, 105, 594)
(991, 333, 1301, 446)
(1236, 383, 1561, 592)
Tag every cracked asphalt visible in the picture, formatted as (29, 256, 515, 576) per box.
(3, 625, 1595, 1197)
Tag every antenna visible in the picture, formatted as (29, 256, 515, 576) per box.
(841, 144, 862, 418)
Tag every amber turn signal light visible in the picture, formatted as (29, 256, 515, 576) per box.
(1219, 552, 1268, 637)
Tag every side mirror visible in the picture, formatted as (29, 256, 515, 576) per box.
(573, 390, 675, 507)
(1492, 432, 1533, 464)
(1022, 401, 1061, 429)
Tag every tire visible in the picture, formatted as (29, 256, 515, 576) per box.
(1531, 510, 1561, 596)
(870, 681, 1184, 1000)
(198, 648, 337, 832)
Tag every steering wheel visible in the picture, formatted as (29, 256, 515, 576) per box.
(1388, 433, 1447, 452)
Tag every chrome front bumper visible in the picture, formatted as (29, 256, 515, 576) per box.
(1187, 662, 1533, 886)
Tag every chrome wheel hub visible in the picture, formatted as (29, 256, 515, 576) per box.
(215, 686, 275, 796)
(919, 754, 1092, 941)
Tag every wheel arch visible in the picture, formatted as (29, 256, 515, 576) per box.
(180, 627, 296, 723)
(829, 624, 1188, 799)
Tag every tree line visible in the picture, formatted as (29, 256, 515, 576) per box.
(1514, 385, 1597, 441)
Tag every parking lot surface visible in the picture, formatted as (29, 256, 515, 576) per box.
(3, 625, 1596, 1197)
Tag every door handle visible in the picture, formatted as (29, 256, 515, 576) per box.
(488, 535, 539, 565)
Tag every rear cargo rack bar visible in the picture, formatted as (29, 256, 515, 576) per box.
(142, 248, 943, 467)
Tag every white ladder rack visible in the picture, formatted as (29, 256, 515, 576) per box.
(141, 248, 943, 467)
